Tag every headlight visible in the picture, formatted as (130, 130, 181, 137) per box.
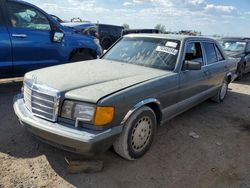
(61, 100, 114, 126)
(74, 103, 95, 122)
(61, 100, 95, 123)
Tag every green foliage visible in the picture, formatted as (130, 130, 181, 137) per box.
(123, 23, 130, 30)
(155, 24, 166, 33)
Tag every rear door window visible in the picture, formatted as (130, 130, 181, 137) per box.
(202, 42, 218, 65)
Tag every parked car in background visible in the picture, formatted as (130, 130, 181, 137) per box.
(98, 24, 124, 49)
(219, 37, 250, 80)
(0, 0, 102, 78)
(122, 29, 159, 36)
(71, 17, 85, 22)
(62, 22, 123, 50)
(14, 34, 237, 160)
(61, 22, 99, 38)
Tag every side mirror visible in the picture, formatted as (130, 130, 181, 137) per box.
(53, 31, 64, 43)
(184, 60, 201, 70)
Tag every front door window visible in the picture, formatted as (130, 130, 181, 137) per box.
(6, 2, 51, 30)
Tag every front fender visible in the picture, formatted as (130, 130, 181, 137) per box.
(64, 32, 102, 56)
(121, 98, 162, 125)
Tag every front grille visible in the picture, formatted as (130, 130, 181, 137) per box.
(23, 79, 60, 122)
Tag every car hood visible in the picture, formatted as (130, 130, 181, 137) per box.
(61, 22, 95, 31)
(25, 59, 170, 103)
(224, 50, 244, 58)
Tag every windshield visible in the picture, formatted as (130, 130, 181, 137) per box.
(102, 37, 180, 71)
(220, 41, 246, 52)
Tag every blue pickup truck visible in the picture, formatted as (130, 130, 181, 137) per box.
(0, 0, 102, 78)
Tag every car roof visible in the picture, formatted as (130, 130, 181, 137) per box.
(221, 37, 250, 42)
(97, 24, 123, 28)
(124, 34, 215, 41)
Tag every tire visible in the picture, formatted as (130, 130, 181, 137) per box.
(113, 106, 157, 160)
(101, 39, 112, 50)
(70, 52, 94, 62)
(211, 80, 229, 103)
(236, 62, 246, 81)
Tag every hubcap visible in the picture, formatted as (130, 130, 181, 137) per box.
(131, 116, 152, 152)
(220, 82, 228, 100)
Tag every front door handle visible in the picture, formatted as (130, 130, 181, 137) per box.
(12, 34, 27, 38)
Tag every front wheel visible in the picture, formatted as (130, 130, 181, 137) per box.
(211, 80, 228, 103)
(101, 39, 112, 50)
(113, 106, 157, 160)
(70, 52, 94, 62)
(236, 63, 246, 81)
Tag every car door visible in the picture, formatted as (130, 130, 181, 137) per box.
(0, 3, 12, 77)
(245, 42, 250, 72)
(178, 41, 211, 108)
(202, 42, 227, 87)
(5, 1, 65, 76)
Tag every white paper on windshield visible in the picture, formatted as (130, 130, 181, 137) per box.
(165, 41, 178, 48)
(236, 42, 246, 45)
(155, 46, 178, 55)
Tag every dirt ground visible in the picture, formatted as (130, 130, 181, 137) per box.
(0, 74, 250, 188)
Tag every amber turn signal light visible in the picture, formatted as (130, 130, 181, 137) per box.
(94, 106, 115, 126)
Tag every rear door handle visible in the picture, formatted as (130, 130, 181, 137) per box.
(12, 34, 27, 38)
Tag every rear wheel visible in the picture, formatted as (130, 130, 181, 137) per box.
(211, 80, 229, 103)
(113, 106, 157, 160)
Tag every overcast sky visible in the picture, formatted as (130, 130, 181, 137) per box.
(26, 0, 250, 36)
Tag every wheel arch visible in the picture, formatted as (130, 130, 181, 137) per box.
(101, 37, 112, 49)
(121, 98, 162, 126)
(225, 72, 232, 83)
(101, 36, 112, 44)
(69, 48, 97, 61)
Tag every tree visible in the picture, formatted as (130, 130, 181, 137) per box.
(155, 24, 166, 33)
(123, 23, 130, 30)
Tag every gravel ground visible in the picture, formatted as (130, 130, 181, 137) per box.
(0, 74, 250, 188)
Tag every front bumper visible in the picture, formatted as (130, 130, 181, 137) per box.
(13, 94, 122, 155)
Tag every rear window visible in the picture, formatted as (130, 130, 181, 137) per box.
(215, 45, 224, 61)
(103, 37, 180, 71)
(202, 42, 218, 65)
